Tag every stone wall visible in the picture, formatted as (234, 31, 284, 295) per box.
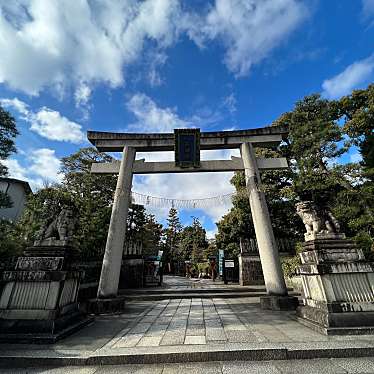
(72, 257, 145, 301)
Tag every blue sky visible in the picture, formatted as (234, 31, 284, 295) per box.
(0, 0, 374, 236)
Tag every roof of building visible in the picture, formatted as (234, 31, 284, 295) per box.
(0, 177, 32, 194)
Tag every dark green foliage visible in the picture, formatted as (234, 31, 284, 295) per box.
(17, 186, 73, 245)
(0, 105, 19, 209)
(0, 105, 18, 168)
(142, 214, 163, 256)
(0, 219, 25, 258)
(275, 94, 346, 204)
(203, 240, 217, 260)
(162, 207, 183, 263)
(179, 217, 208, 262)
(7, 147, 165, 259)
(216, 89, 374, 267)
(127, 204, 147, 240)
(59, 148, 117, 258)
(281, 243, 303, 278)
(339, 84, 374, 179)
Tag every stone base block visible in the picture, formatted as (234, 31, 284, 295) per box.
(87, 296, 126, 315)
(296, 305, 374, 335)
(260, 295, 299, 311)
(0, 312, 93, 343)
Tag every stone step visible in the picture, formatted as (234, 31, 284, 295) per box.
(1, 341, 374, 367)
(121, 286, 268, 295)
(121, 291, 299, 301)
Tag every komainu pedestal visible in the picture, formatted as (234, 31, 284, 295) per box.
(296, 236, 374, 334)
(0, 207, 93, 343)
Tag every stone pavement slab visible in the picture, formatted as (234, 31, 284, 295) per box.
(7, 358, 374, 374)
(4, 294, 374, 368)
(222, 361, 281, 374)
(332, 357, 374, 373)
(274, 359, 347, 374)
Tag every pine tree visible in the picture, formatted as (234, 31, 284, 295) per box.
(163, 207, 182, 265)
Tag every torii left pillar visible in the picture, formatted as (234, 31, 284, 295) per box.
(94, 146, 135, 312)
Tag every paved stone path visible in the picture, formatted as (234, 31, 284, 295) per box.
(107, 297, 332, 349)
(6, 357, 374, 373)
(3, 277, 374, 372)
(158, 275, 227, 289)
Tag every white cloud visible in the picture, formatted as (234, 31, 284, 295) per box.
(186, 0, 308, 76)
(0, 97, 84, 143)
(75, 84, 91, 107)
(28, 148, 62, 183)
(3, 148, 62, 190)
(0, 0, 181, 95)
(126, 93, 239, 221)
(133, 171, 235, 224)
(0, 0, 308, 99)
(2, 159, 28, 181)
(223, 93, 237, 114)
(0, 97, 29, 117)
(362, 0, 374, 19)
(127, 93, 232, 133)
(147, 51, 168, 87)
(322, 56, 374, 98)
(206, 229, 217, 240)
(133, 148, 239, 223)
(31, 108, 84, 143)
(127, 93, 189, 133)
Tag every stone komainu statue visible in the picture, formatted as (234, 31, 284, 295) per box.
(36, 206, 75, 243)
(296, 201, 341, 240)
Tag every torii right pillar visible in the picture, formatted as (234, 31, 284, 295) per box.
(241, 142, 298, 310)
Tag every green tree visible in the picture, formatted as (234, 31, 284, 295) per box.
(332, 85, 374, 254)
(0, 220, 25, 258)
(126, 204, 147, 241)
(179, 217, 208, 263)
(163, 207, 183, 264)
(274, 94, 347, 204)
(17, 186, 74, 246)
(60, 147, 117, 258)
(12, 147, 166, 259)
(216, 148, 304, 258)
(339, 84, 374, 178)
(142, 214, 163, 256)
(0, 105, 19, 209)
(204, 239, 217, 260)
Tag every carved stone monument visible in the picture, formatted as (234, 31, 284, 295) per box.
(0, 205, 92, 343)
(296, 201, 374, 334)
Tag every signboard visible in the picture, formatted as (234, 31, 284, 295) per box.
(219, 249, 224, 276)
(174, 128, 200, 168)
(225, 260, 235, 268)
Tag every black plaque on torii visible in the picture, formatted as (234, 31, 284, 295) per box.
(174, 128, 200, 168)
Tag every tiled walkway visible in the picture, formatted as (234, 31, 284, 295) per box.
(3, 276, 374, 371)
(107, 297, 334, 349)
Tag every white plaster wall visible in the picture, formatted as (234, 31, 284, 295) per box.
(0, 181, 28, 221)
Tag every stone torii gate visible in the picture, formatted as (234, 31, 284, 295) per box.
(88, 126, 298, 310)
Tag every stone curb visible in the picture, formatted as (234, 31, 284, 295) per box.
(123, 292, 270, 301)
(2, 342, 374, 367)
